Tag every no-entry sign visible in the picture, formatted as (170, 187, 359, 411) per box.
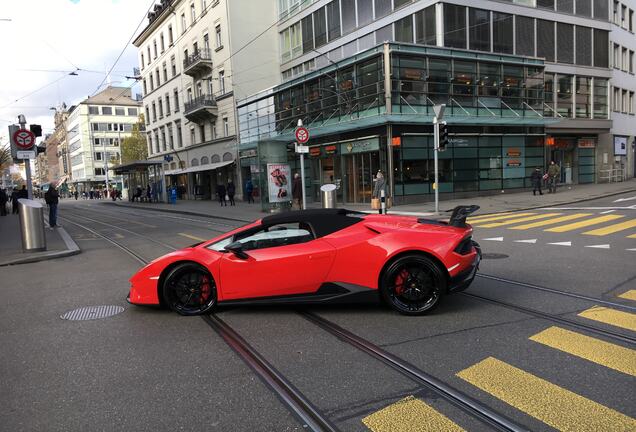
(295, 126, 309, 144)
(13, 129, 36, 150)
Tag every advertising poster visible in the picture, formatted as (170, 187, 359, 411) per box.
(267, 163, 291, 203)
(614, 136, 627, 156)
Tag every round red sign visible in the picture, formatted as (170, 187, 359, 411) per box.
(13, 129, 36, 150)
(295, 126, 309, 144)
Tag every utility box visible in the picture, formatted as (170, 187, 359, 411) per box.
(18, 199, 47, 252)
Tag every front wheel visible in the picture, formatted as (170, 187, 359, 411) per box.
(162, 263, 217, 316)
(380, 254, 446, 316)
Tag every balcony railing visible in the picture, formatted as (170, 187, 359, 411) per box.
(184, 94, 218, 122)
(183, 48, 213, 76)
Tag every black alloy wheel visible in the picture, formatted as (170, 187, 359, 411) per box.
(162, 263, 217, 316)
(380, 254, 446, 316)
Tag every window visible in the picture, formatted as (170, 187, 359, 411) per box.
(181, 13, 186, 33)
(493, 13, 513, 54)
(301, 15, 313, 53)
(208, 223, 314, 252)
(174, 89, 180, 112)
(204, 33, 210, 52)
(469, 8, 490, 52)
(145, 106, 150, 123)
(88, 106, 99, 114)
(190, 128, 196, 144)
(153, 40, 157, 58)
(143, 79, 148, 94)
(556, 74, 573, 117)
(629, 91, 634, 114)
(147, 46, 151, 65)
(557, 23, 574, 64)
(358, 0, 373, 26)
(191, 3, 196, 22)
(314, 7, 327, 48)
(614, 43, 621, 68)
(163, 62, 168, 81)
(156, 68, 161, 87)
(115, 108, 125, 116)
(576, 26, 592, 66)
(576, 0, 591, 17)
(630, 9, 634, 31)
(537, 0, 554, 9)
(621, 4, 627, 27)
(140, 53, 145, 70)
(575, 76, 591, 118)
(537, 20, 555, 62)
(613, 1, 619, 23)
(165, 94, 171, 114)
(342, 0, 356, 34)
(630, 50, 634, 73)
(223, 117, 229, 136)
(177, 123, 183, 147)
(375, 0, 391, 18)
(160, 33, 165, 52)
(327, 0, 341, 40)
(593, 29, 608, 67)
(94, 152, 103, 161)
(94, 168, 105, 176)
(215, 24, 222, 48)
(128, 108, 137, 117)
(152, 102, 157, 121)
(593, 0, 608, 20)
(168, 25, 174, 45)
(444, 4, 466, 49)
(171, 55, 176, 76)
(219, 71, 225, 94)
(516, 16, 534, 56)
(622, 47, 628, 71)
(415, 6, 436, 45)
(168, 126, 174, 150)
(200, 124, 205, 142)
(558, 0, 573, 13)
(613, 86, 620, 111)
(622, 89, 628, 112)
(102, 107, 113, 115)
(395, 15, 413, 43)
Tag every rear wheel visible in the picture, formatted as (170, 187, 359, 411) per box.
(162, 263, 217, 316)
(380, 254, 446, 316)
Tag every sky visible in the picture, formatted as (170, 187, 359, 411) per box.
(0, 0, 154, 147)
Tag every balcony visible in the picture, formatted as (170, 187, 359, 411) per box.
(183, 49, 213, 77)
(184, 94, 218, 123)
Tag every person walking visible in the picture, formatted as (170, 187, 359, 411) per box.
(245, 178, 254, 203)
(547, 160, 560, 193)
(44, 185, 60, 228)
(372, 171, 387, 214)
(292, 173, 303, 210)
(0, 188, 7, 216)
(530, 167, 543, 196)
(216, 183, 227, 206)
(226, 179, 236, 206)
(11, 187, 20, 214)
(73, 190, 78, 200)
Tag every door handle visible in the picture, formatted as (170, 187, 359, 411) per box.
(309, 253, 331, 260)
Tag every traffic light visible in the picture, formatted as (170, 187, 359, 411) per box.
(30, 124, 42, 137)
(36, 145, 46, 155)
(439, 121, 449, 152)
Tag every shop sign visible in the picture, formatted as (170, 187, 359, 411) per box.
(341, 137, 380, 154)
(506, 148, 521, 157)
(325, 145, 338, 154)
(506, 159, 522, 167)
(578, 139, 596, 149)
(613, 136, 627, 155)
(267, 163, 291, 203)
(240, 149, 257, 158)
(449, 138, 469, 147)
(309, 147, 322, 157)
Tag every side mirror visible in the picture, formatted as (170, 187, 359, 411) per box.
(225, 241, 249, 259)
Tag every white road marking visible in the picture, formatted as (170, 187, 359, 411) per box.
(585, 244, 611, 249)
(514, 239, 537, 244)
(600, 210, 616, 214)
(548, 241, 572, 246)
(614, 196, 636, 203)
(482, 237, 504, 241)
(627, 248, 636, 252)
(540, 205, 636, 210)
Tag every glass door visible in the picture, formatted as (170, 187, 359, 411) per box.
(344, 152, 380, 204)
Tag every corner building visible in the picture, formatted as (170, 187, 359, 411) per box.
(239, 0, 635, 209)
(133, 0, 279, 200)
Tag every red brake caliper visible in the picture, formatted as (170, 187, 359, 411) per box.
(200, 275, 210, 303)
(394, 269, 409, 295)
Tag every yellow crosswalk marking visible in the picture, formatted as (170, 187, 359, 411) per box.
(467, 212, 514, 222)
(583, 219, 636, 236)
(618, 290, 636, 302)
(456, 357, 636, 432)
(529, 326, 636, 377)
(475, 213, 562, 228)
(545, 215, 625, 232)
(578, 306, 636, 332)
(628, 233, 636, 239)
(509, 213, 593, 230)
(467, 213, 536, 224)
(362, 396, 465, 432)
(178, 233, 207, 242)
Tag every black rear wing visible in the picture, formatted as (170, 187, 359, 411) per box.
(448, 205, 480, 228)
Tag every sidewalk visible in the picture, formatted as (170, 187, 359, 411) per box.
(107, 179, 636, 221)
(0, 210, 80, 267)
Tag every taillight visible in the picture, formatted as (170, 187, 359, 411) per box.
(454, 236, 474, 255)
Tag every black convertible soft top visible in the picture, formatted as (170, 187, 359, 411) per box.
(261, 208, 365, 238)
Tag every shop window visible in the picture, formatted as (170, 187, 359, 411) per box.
(444, 4, 466, 49)
(502, 65, 523, 109)
(396, 56, 427, 107)
(525, 67, 544, 111)
(469, 8, 490, 52)
(478, 62, 501, 107)
(428, 58, 451, 105)
(452, 61, 476, 107)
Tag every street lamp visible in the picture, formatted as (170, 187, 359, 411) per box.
(432, 104, 446, 215)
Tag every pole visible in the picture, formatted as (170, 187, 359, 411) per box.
(433, 116, 439, 215)
(300, 152, 306, 210)
(18, 115, 33, 199)
(104, 140, 109, 197)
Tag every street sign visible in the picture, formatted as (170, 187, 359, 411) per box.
(296, 145, 309, 154)
(13, 129, 36, 150)
(295, 126, 309, 144)
(16, 151, 35, 159)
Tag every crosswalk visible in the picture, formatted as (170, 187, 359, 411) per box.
(362, 290, 636, 432)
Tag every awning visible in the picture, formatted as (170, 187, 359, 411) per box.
(165, 160, 234, 176)
(113, 160, 164, 175)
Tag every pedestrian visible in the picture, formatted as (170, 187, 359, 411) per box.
(530, 167, 543, 196)
(547, 160, 560, 193)
(226, 179, 236, 206)
(44, 185, 60, 228)
(11, 187, 20, 214)
(245, 178, 254, 203)
(216, 183, 227, 206)
(74, 190, 78, 200)
(0, 188, 7, 216)
(292, 173, 303, 210)
(372, 170, 387, 214)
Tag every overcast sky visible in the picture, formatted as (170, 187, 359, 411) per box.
(0, 0, 153, 146)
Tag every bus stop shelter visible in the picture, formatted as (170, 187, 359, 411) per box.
(113, 160, 166, 202)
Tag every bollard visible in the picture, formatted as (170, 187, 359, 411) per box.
(380, 189, 386, 215)
(18, 199, 47, 252)
(320, 184, 337, 208)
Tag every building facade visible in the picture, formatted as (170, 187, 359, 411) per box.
(238, 0, 635, 209)
(133, 0, 279, 200)
(67, 87, 142, 194)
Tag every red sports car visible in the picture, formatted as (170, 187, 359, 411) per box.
(128, 207, 481, 316)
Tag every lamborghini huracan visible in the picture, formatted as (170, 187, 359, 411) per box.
(128, 207, 481, 316)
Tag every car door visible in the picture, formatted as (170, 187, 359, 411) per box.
(218, 223, 336, 300)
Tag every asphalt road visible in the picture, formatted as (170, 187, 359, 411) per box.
(1, 193, 634, 432)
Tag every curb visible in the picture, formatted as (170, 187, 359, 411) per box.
(0, 226, 81, 267)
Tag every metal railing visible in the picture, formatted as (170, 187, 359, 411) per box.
(599, 167, 627, 183)
(183, 48, 212, 69)
(184, 94, 217, 114)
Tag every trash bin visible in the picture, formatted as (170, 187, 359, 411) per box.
(18, 199, 47, 252)
(320, 184, 337, 208)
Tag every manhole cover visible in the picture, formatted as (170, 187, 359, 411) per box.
(61, 305, 125, 321)
(482, 253, 509, 259)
